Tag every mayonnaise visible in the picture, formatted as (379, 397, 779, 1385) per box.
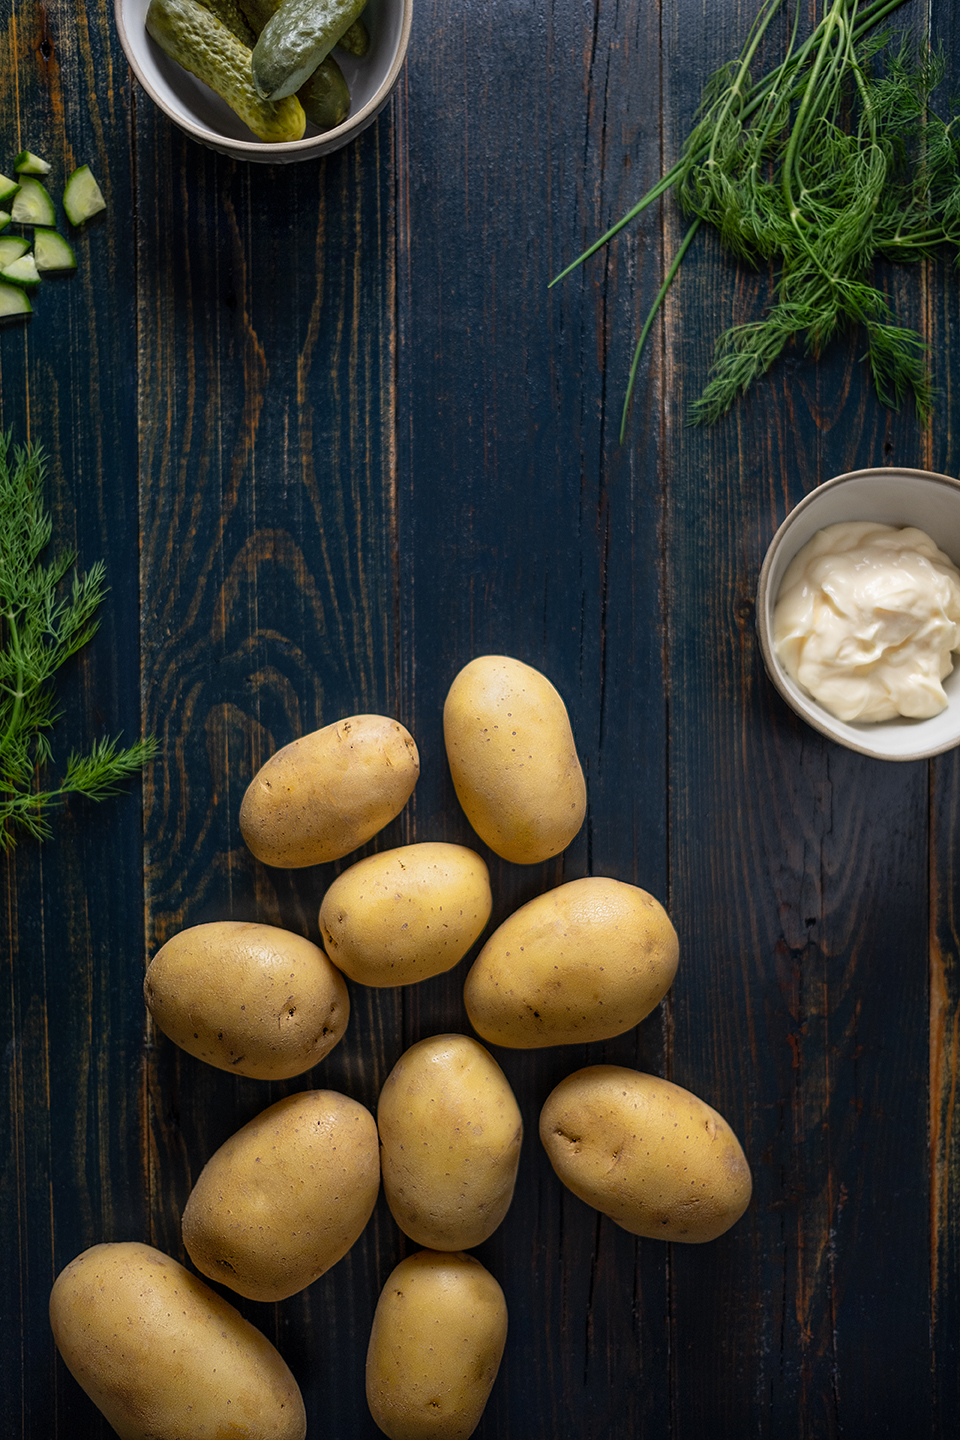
(773, 521, 960, 723)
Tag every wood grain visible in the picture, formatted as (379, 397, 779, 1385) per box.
(1, 5, 147, 1437)
(2, 0, 959, 1435)
(661, 4, 944, 1434)
(927, 1, 960, 1426)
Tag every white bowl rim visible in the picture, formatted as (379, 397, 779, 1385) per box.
(114, 0, 412, 159)
(756, 465, 960, 762)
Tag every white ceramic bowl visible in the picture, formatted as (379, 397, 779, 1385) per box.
(756, 466, 960, 761)
(115, 0, 411, 162)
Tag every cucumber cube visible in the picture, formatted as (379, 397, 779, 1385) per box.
(0, 280, 32, 319)
(1, 253, 42, 288)
(0, 236, 29, 267)
(10, 178, 56, 227)
(63, 166, 106, 225)
(14, 150, 51, 175)
(33, 228, 77, 271)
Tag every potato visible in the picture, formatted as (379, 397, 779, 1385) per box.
(318, 842, 492, 987)
(443, 654, 586, 864)
(377, 1033, 522, 1249)
(539, 1065, 752, 1243)
(240, 713, 419, 868)
(365, 1249, 507, 1440)
(49, 1241, 306, 1439)
(181, 1089, 380, 1302)
(144, 920, 349, 1080)
(463, 876, 678, 1048)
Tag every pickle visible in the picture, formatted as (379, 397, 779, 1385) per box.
(237, 0, 353, 129)
(251, 0, 367, 100)
(336, 14, 368, 56)
(236, 0, 276, 30)
(239, 0, 364, 48)
(198, 0, 256, 43)
(298, 54, 350, 130)
(146, 0, 306, 143)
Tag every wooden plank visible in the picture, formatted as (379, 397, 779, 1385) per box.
(132, 56, 402, 1437)
(926, 0, 960, 1423)
(660, 0, 943, 1433)
(395, 0, 671, 1434)
(931, 750, 960, 1430)
(0, 3, 146, 1436)
(5, 0, 960, 1434)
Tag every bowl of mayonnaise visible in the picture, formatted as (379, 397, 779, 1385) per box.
(757, 467, 960, 761)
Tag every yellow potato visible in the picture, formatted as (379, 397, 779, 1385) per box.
(377, 1033, 523, 1249)
(240, 713, 419, 868)
(539, 1065, 752, 1243)
(365, 1249, 508, 1440)
(443, 654, 586, 864)
(144, 920, 349, 1080)
(318, 842, 492, 987)
(181, 1089, 380, 1302)
(49, 1241, 306, 1439)
(463, 876, 678, 1048)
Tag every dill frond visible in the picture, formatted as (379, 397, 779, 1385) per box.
(553, 0, 960, 433)
(0, 433, 159, 850)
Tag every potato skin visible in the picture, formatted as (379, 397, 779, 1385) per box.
(365, 1250, 508, 1440)
(240, 713, 419, 868)
(48, 1241, 306, 1439)
(144, 920, 349, 1080)
(377, 1033, 523, 1249)
(318, 843, 492, 987)
(182, 1089, 380, 1302)
(443, 655, 586, 864)
(463, 876, 679, 1049)
(539, 1065, 752, 1243)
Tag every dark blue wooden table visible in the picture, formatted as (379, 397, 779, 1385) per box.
(3, 0, 959, 1435)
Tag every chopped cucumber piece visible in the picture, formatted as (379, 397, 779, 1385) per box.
(0, 212, 11, 232)
(10, 177, 56, 226)
(1, 253, 41, 288)
(33, 228, 76, 272)
(14, 150, 51, 175)
(0, 173, 19, 205)
(0, 280, 32, 319)
(0, 236, 29, 267)
(63, 166, 105, 225)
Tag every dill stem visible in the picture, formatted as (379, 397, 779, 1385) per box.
(548, 169, 682, 287)
(890, 230, 948, 248)
(745, 1, 803, 187)
(551, 0, 912, 292)
(0, 607, 26, 766)
(782, 0, 850, 233)
(851, 0, 915, 40)
(619, 218, 702, 444)
(551, 0, 929, 433)
(705, 0, 785, 173)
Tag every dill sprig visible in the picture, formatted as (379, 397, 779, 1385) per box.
(552, 0, 960, 437)
(0, 432, 158, 850)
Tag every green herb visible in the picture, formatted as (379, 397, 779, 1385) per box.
(553, 0, 960, 437)
(0, 433, 158, 849)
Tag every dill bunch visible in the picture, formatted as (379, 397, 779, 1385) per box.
(553, 0, 960, 437)
(0, 432, 158, 849)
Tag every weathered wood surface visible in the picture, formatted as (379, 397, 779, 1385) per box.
(2, 0, 959, 1435)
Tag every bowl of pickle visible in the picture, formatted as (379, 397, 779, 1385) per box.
(115, 0, 412, 161)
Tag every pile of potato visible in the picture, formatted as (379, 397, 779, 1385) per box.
(49, 654, 751, 1439)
